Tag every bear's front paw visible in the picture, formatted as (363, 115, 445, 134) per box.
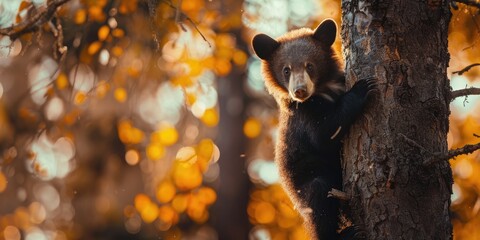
(350, 77, 377, 100)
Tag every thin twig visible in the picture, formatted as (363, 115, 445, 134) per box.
(398, 133, 431, 154)
(49, 15, 67, 60)
(0, 0, 72, 40)
(175, 0, 183, 24)
(452, 63, 480, 75)
(146, 0, 161, 50)
(398, 133, 444, 166)
(160, 0, 212, 47)
(451, 87, 480, 100)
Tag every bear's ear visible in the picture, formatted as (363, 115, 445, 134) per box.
(252, 34, 280, 60)
(312, 19, 337, 47)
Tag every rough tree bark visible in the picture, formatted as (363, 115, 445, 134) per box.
(341, 1, 453, 239)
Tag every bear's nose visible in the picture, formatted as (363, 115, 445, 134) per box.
(294, 87, 307, 99)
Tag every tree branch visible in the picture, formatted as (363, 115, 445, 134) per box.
(423, 142, 480, 166)
(447, 142, 480, 160)
(452, 63, 480, 75)
(398, 133, 479, 166)
(454, 0, 480, 8)
(451, 87, 480, 100)
(146, 0, 161, 50)
(0, 0, 71, 40)
(328, 188, 350, 201)
(50, 15, 67, 60)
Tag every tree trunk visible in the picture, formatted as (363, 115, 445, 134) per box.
(341, 1, 453, 239)
(212, 68, 251, 239)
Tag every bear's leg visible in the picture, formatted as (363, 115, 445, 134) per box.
(303, 177, 340, 240)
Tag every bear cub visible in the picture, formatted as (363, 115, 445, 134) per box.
(252, 19, 375, 240)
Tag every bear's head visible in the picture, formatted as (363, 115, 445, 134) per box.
(252, 19, 344, 103)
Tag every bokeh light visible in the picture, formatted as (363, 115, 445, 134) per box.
(0, 0, 479, 239)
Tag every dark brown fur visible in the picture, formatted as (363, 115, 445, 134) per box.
(261, 28, 344, 104)
(252, 19, 375, 240)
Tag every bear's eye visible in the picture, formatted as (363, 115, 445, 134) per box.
(306, 63, 314, 72)
(283, 67, 291, 77)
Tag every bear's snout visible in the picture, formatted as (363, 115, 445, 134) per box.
(294, 87, 308, 100)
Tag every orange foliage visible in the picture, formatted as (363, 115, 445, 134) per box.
(248, 185, 308, 239)
(449, 116, 480, 240)
(0, 172, 7, 193)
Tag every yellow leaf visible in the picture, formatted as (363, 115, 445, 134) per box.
(197, 138, 214, 161)
(187, 60, 203, 76)
(243, 117, 262, 138)
(0, 171, 7, 193)
(176, 147, 196, 163)
(158, 205, 177, 224)
(18, 1, 30, 12)
(119, 0, 138, 14)
(74, 9, 87, 24)
(88, 41, 102, 55)
(114, 87, 127, 103)
(118, 120, 144, 144)
(214, 58, 232, 76)
(15, 1, 32, 23)
(216, 47, 233, 59)
(197, 139, 219, 172)
(203, 56, 215, 68)
(45, 86, 55, 98)
(88, 6, 106, 22)
(197, 187, 216, 205)
(216, 34, 235, 48)
(98, 25, 110, 41)
(129, 128, 144, 144)
(127, 67, 140, 78)
(157, 126, 178, 146)
(134, 193, 150, 212)
(74, 91, 87, 105)
(14, 207, 30, 229)
(173, 163, 202, 190)
(140, 202, 158, 223)
(201, 108, 219, 127)
(56, 73, 68, 90)
(291, 227, 309, 240)
(171, 194, 188, 213)
(181, 0, 204, 12)
(63, 110, 80, 126)
(187, 198, 208, 223)
(112, 46, 124, 57)
(146, 143, 165, 161)
(233, 50, 247, 66)
(255, 202, 276, 224)
(186, 93, 196, 105)
(112, 29, 125, 38)
(171, 76, 194, 87)
(156, 181, 176, 203)
(96, 80, 110, 98)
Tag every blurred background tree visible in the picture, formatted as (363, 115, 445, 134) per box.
(0, 0, 478, 239)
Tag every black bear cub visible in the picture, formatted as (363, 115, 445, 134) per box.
(252, 19, 375, 240)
